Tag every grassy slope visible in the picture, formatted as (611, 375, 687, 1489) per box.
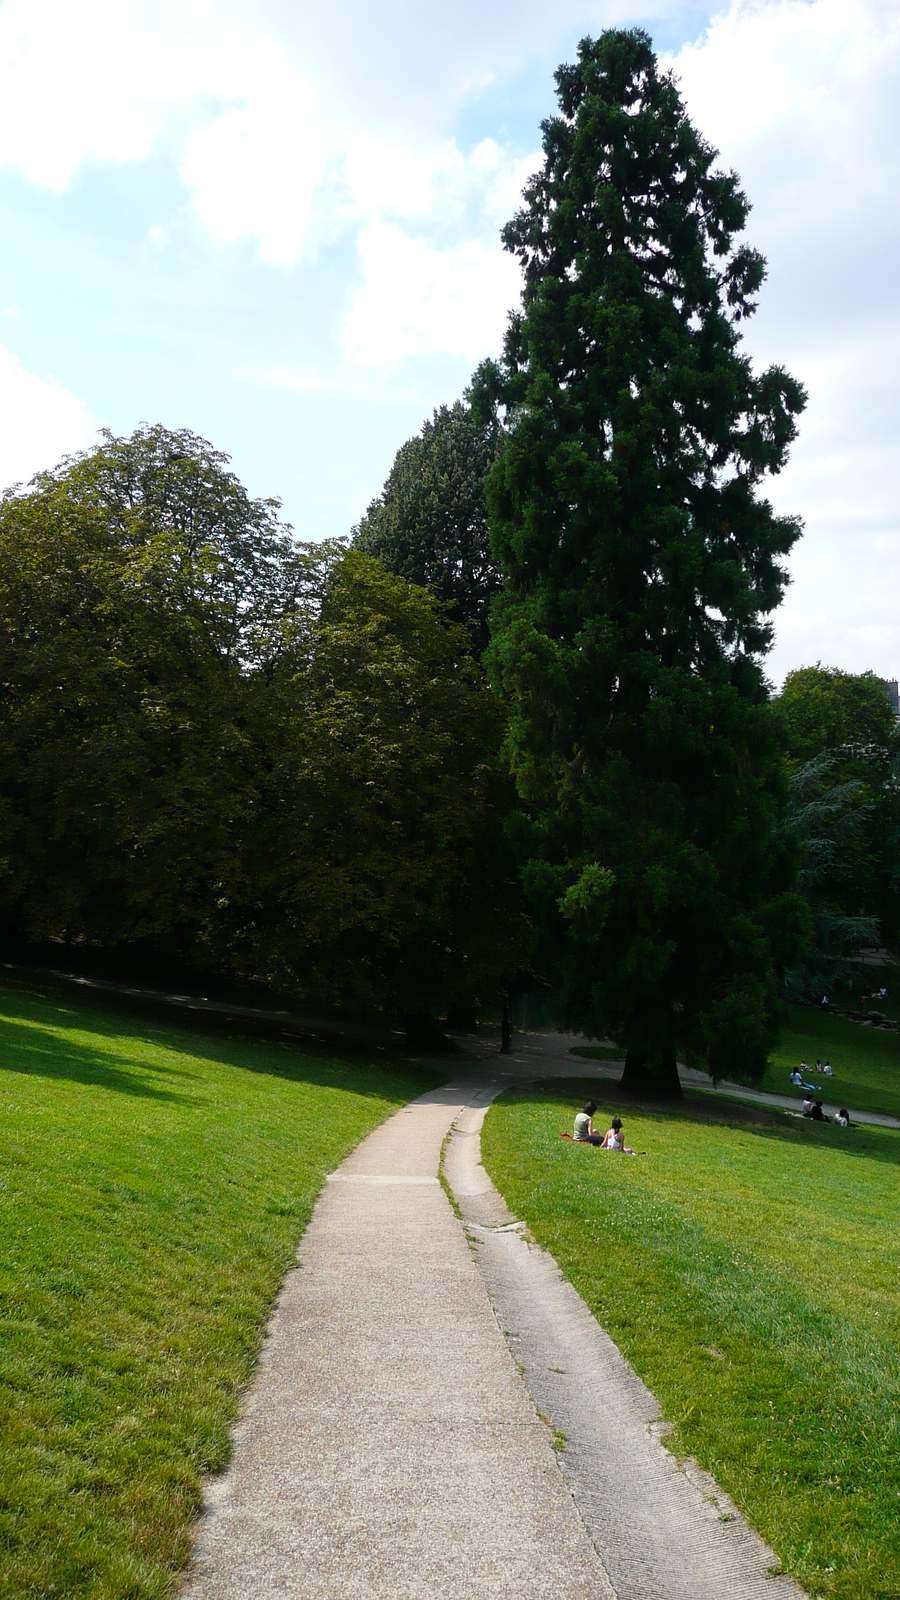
(0, 974, 437, 1600)
(482, 1083, 900, 1600)
(763, 1005, 900, 1119)
(572, 1006, 900, 1120)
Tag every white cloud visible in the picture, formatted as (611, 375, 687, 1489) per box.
(0, 0, 537, 358)
(0, 0, 216, 189)
(0, 346, 97, 492)
(667, 0, 900, 680)
(342, 223, 523, 367)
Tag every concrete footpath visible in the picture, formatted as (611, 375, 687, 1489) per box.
(182, 1075, 804, 1600)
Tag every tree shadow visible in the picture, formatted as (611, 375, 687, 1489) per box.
(0, 1012, 193, 1101)
(508, 1076, 900, 1174)
(0, 969, 443, 1105)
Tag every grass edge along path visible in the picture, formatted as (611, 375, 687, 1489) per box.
(481, 1082, 900, 1600)
(0, 972, 440, 1600)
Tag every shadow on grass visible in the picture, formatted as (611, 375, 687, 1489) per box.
(0, 1012, 195, 1101)
(508, 1076, 900, 1174)
(0, 970, 445, 1105)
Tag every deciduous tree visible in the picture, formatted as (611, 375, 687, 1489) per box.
(0, 425, 292, 949)
(245, 548, 519, 1032)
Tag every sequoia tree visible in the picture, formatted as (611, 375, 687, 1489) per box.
(480, 30, 809, 1094)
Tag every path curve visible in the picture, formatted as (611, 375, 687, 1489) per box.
(183, 1072, 807, 1599)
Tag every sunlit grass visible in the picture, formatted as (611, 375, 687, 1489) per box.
(0, 974, 437, 1599)
(572, 1003, 900, 1120)
(764, 1004, 900, 1118)
(483, 1082, 900, 1600)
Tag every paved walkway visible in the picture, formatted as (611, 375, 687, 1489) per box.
(183, 1079, 614, 1599)
(183, 1074, 805, 1599)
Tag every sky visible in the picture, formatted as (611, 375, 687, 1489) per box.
(0, 0, 897, 685)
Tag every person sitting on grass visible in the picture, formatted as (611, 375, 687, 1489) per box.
(573, 1100, 603, 1146)
(794, 1064, 819, 1092)
(600, 1116, 636, 1153)
(833, 1107, 851, 1128)
(801, 1095, 814, 1116)
(822, 1060, 833, 1076)
(809, 1099, 828, 1122)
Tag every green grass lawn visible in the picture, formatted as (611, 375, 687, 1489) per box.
(483, 1082, 900, 1600)
(762, 1005, 900, 1119)
(0, 973, 438, 1600)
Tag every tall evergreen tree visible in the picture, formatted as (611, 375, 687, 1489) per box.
(479, 29, 809, 1094)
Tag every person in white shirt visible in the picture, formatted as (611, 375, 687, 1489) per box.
(600, 1115, 636, 1153)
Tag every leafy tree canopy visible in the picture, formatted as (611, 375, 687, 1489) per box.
(780, 665, 899, 766)
(478, 29, 809, 1092)
(779, 665, 900, 952)
(0, 425, 292, 945)
(243, 548, 520, 1023)
(0, 429, 518, 1024)
(352, 400, 503, 653)
(784, 755, 880, 1002)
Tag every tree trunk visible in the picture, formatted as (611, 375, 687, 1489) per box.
(655, 1042, 684, 1102)
(618, 1045, 684, 1101)
(500, 995, 511, 1055)
(619, 1050, 654, 1098)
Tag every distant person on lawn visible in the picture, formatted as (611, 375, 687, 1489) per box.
(834, 1107, 851, 1128)
(810, 1100, 828, 1122)
(573, 1101, 603, 1146)
(794, 1064, 819, 1091)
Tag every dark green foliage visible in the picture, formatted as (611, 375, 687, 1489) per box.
(779, 665, 900, 963)
(780, 664, 898, 764)
(0, 425, 291, 947)
(784, 756, 879, 1001)
(238, 547, 521, 1018)
(480, 30, 809, 1090)
(0, 428, 517, 1020)
(352, 400, 503, 653)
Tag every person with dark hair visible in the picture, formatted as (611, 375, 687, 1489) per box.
(573, 1100, 603, 1145)
(834, 1107, 851, 1128)
(601, 1115, 637, 1154)
(810, 1100, 828, 1122)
